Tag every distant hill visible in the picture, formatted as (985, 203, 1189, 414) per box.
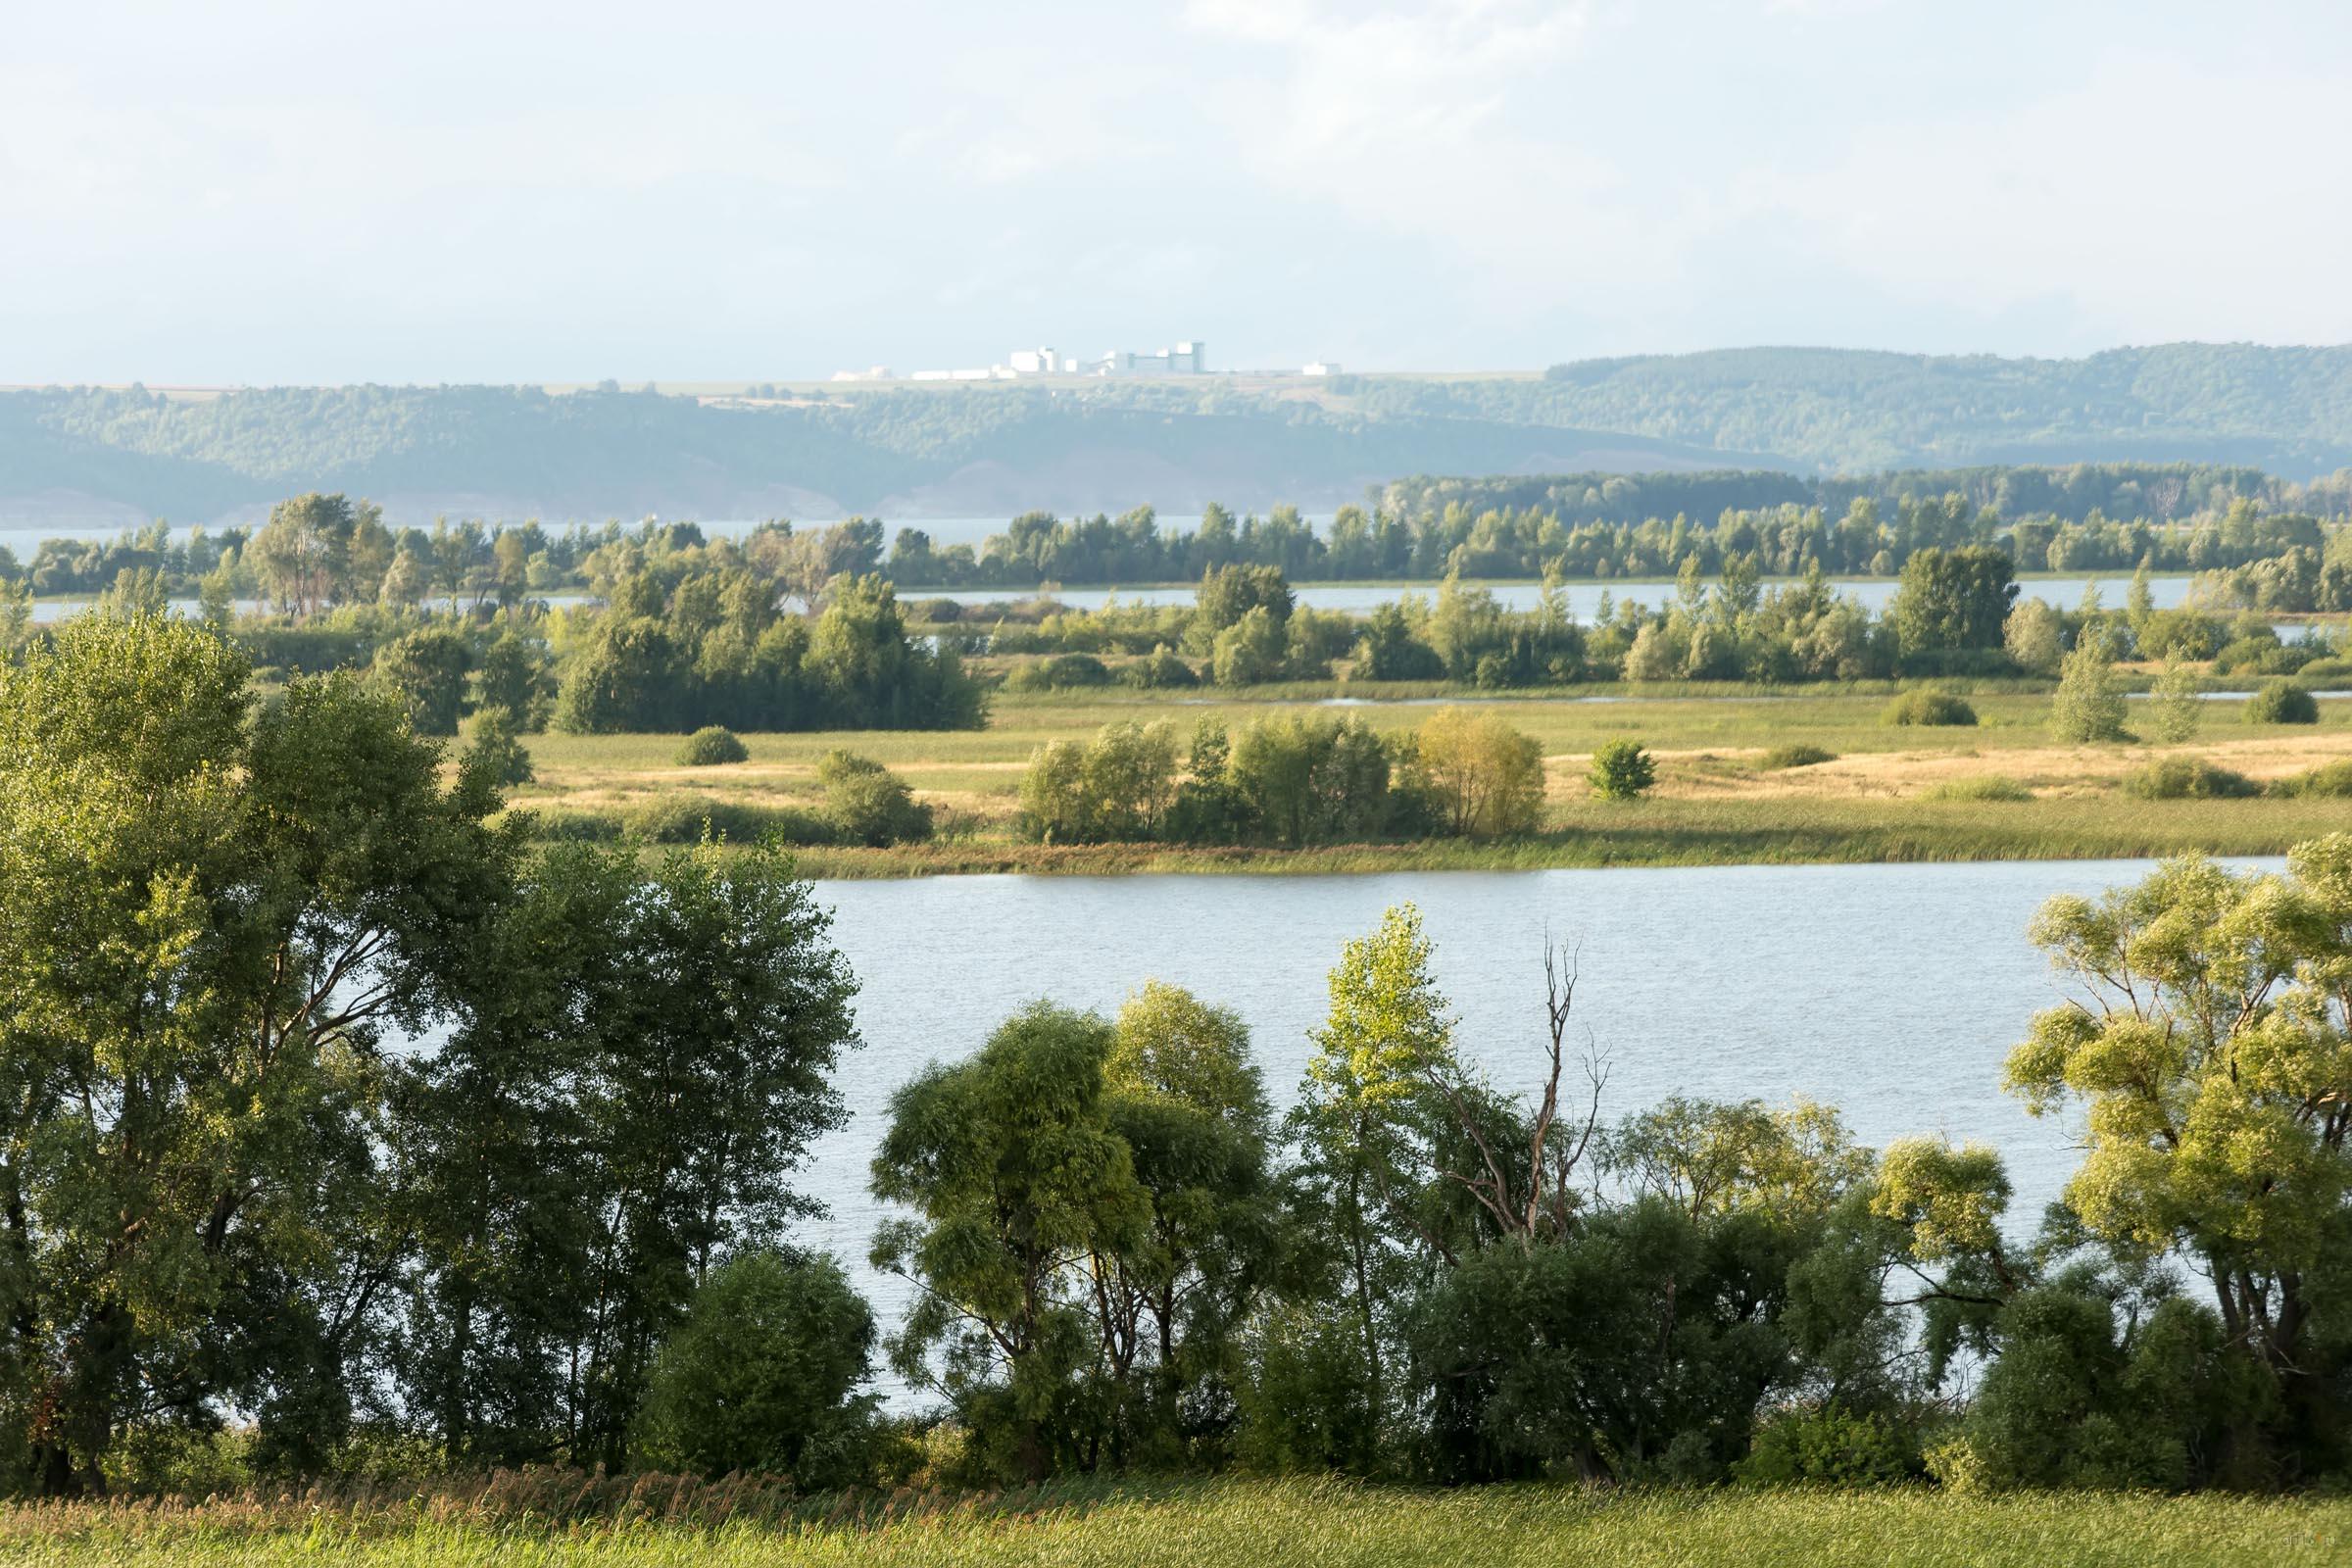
(1343, 343, 2352, 476)
(0, 384, 1770, 527)
(6, 344, 2349, 527)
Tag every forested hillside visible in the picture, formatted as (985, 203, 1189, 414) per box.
(1426, 342, 2352, 473)
(9, 343, 2351, 527)
(0, 384, 1750, 526)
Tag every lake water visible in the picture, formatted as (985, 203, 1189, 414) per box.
(798, 858, 2265, 1371)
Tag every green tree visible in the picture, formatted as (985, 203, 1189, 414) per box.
(1226, 715, 1392, 846)
(2003, 842, 2352, 1475)
(1407, 708, 1545, 838)
(1092, 984, 1285, 1465)
(475, 628, 555, 732)
(1588, 738, 1656, 800)
(870, 1003, 1148, 1480)
(2151, 659, 2203, 743)
(2050, 627, 2130, 743)
(2002, 598, 2064, 674)
(0, 614, 514, 1492)
(633, 1250, 880, 1485)
(1888, 546, 2017, 656)
(372, 626, 475, 736)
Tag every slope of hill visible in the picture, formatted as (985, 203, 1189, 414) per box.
(1339, 343, 2352, 475)
(0, 384, 1768, 526)
(7, 344, 2348, 527)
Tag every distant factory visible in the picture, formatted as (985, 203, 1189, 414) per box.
(876, 340, 1209, 382)
(831, 341, 1338, 383)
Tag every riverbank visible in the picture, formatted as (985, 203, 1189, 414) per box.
(6, 1478, 2344, 1567)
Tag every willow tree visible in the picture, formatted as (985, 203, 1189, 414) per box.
(2007, 841, 2352, 1471)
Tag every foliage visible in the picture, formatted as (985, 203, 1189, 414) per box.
(372, 625, 475, 735)
(675, 725, 750, 765)
(2122, 758, 2262, 801)
(1881, 690, 1978, 727)
(1759, 744, 1837, 769)
(1401, 708, 1545, 837)
(2245, 682, 2321, 724)
(2151, 661, 2205, 744)
(1588, 739, 1656, 800)
(816, 750, 932, 847)
(632, 1251, 881, 1487)
(2050, 630, 2132, 743)
(2002, 844, 2352, 1482)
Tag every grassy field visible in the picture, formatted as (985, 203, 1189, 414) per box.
(500, 686, 2352, 876)
(5, 1479, 2346, 1567)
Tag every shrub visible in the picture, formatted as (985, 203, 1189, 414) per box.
(2245, 683, 2320, 725)
(1006, 652, 1114, 692)
(2296, 656, 2352, 682)
(816, 749, 932, 846)
(534, 809, 624, 842)
(2272, 760, 2352, 798)
(1880, 690, 1977, 727)
(2123, 758, 2262, 801)
(1123, 644, 1199, 689)
(622, 793, 832, 845)
(633, 1250, 883, 1487)
(1736, 1404, 1920, 1487)
(1757, 744, 1836, 770)
(675, 724, 750, 765)
(1588, 738, 1656, 801)
(1924, 775, 2033, 802)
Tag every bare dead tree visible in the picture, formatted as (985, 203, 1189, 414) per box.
(1418, 934, 1609, 1248)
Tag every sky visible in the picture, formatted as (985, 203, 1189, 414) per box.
(4, 0, 2350, 384)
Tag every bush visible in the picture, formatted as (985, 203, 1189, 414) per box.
(1588, 738, 1656, 801)
(1924, 775, 2033, 802)
(633, 1250, 883, 1487)
(2123, 758, 2263, 800)
(2272, 760, 2352, 798)
(2296, 656, 2352, 682)
(533, 809, 624, 842)
(2245, 683, 2320, 724)
(816, 750, 932, 846)
(622, 793, 833, 845)
(675, 724, 750, 765)
(1006, 652, 1114, 692)
(1735, 1404, 1920, 1487)
(1881, 690, 1978, 727)
(1123, 644, 1199, 689)
(1758, 744, 1836, 770)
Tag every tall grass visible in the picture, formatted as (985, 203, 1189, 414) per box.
(5, 1477, 2344, 1567)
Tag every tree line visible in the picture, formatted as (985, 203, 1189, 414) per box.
(3, 626, 2346, 1494)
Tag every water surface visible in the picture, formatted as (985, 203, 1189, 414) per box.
(802, 858, 2263, 1365)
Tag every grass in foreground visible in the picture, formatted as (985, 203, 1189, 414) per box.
(4, 1478, 2345, 1567)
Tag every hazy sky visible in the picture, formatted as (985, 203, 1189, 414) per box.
(5, 1, 2349, 383)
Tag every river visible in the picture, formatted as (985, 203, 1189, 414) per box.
(797, 857, 2261, 1366)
